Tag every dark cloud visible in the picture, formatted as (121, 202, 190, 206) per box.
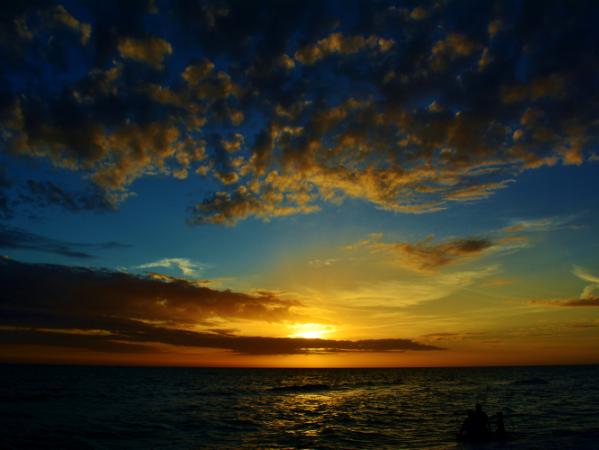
(0, 258, 442, 355)
(0, 1, 596, 223)
(532, 297, 599, 307)
(380, 237, 494, 272)
(0, 324, 443, 355)
(0, 225, 128, 259)
(20, 180, 114, 212)
(0, 165, 12, 219)
(357, 234, 496, 273)
(0, 257, 300, 324)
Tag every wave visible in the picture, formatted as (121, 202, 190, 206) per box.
(267, 383, 331, 393)
(511, 377, 549, 385)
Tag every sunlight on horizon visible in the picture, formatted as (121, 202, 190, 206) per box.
(288, 323, 336, 340)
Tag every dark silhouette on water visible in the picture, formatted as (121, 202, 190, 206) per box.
(457, 404, 507, 442)
(458, 410, 477, 439)
(473, 403, 490, 435)
(495, 411, 506, 438)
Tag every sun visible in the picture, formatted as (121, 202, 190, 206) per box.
(288, 323, 334, 340)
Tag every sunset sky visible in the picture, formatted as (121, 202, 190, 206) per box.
(1, 0, 598, 367)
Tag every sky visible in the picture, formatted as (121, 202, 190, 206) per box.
(0, 0, 598, 367)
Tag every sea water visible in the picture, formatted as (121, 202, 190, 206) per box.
(1, 365, 598, 449)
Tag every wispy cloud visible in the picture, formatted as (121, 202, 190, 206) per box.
(503, 214, 581, 233)
(332, 266, 499, 308)
(135, 258, 207, 277)
(531, 265, 599, 307)
(347, 232, 523, 274)
(573, 266, 599, 300)
(0, 225, 128, 259)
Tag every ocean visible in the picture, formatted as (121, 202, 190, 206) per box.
(1, 365, 598, 449)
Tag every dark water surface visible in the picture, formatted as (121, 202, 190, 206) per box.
(1, 365, 598, 449)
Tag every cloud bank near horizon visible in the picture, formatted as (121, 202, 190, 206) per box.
(0, 258, 442, 355)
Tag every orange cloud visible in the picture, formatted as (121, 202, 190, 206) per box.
(295, 32, 394, 64)
(118, 36, 173, 68)
(51, 5, 92, 45)
(430, 33, 479, 71)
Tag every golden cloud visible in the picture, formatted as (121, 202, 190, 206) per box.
(295, 32, 394, 64)
(118, 36, 173, 68)
(51, 5, 92, 45)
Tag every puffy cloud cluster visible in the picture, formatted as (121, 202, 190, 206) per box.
(117, 36, 172, 68)
(0, 1, 596, 222)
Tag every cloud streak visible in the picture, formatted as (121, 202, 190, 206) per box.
(370, 236, 494, 273)
(0, 225, 128, 259)
(347, 232, 525, 274)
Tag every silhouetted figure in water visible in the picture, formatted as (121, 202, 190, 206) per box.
(458, 410, 476, 439)
(458, 404, 492, 441)
(472, 403, 490, 436)
(494, 411, 505, 438)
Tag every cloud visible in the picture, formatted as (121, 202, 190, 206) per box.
(0, 166, 13, 219)
(0, 258, 442, 355)
(0, 225, 128, 259)
(294, 32, 394, 65)
(0, 1, 597, 224)
(333, 266, 499, 308)
(409, 7, 428, 21)
(573, 266, 599, 299)
(346, 225, 529, 274)
(308, 258, 338, 268)
(19, 180, 114, 212)
(503, 215, 580, 233)
(533, 297, 599, 307)
(531, 266, 599, 307)
(0, 324, 443, 355)
(50, 5, 92, 45)
(135, 258, 206, 277)
(430, 33, 479, 71)
(117, 36, 172, 68)
(500, 73, 566, 104)
(370, 236, 494, 273)
(0, 258, 300, 325)
(481, 277, 514, 287)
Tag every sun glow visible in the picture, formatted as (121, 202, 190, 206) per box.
(288, 323, 335, 339)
